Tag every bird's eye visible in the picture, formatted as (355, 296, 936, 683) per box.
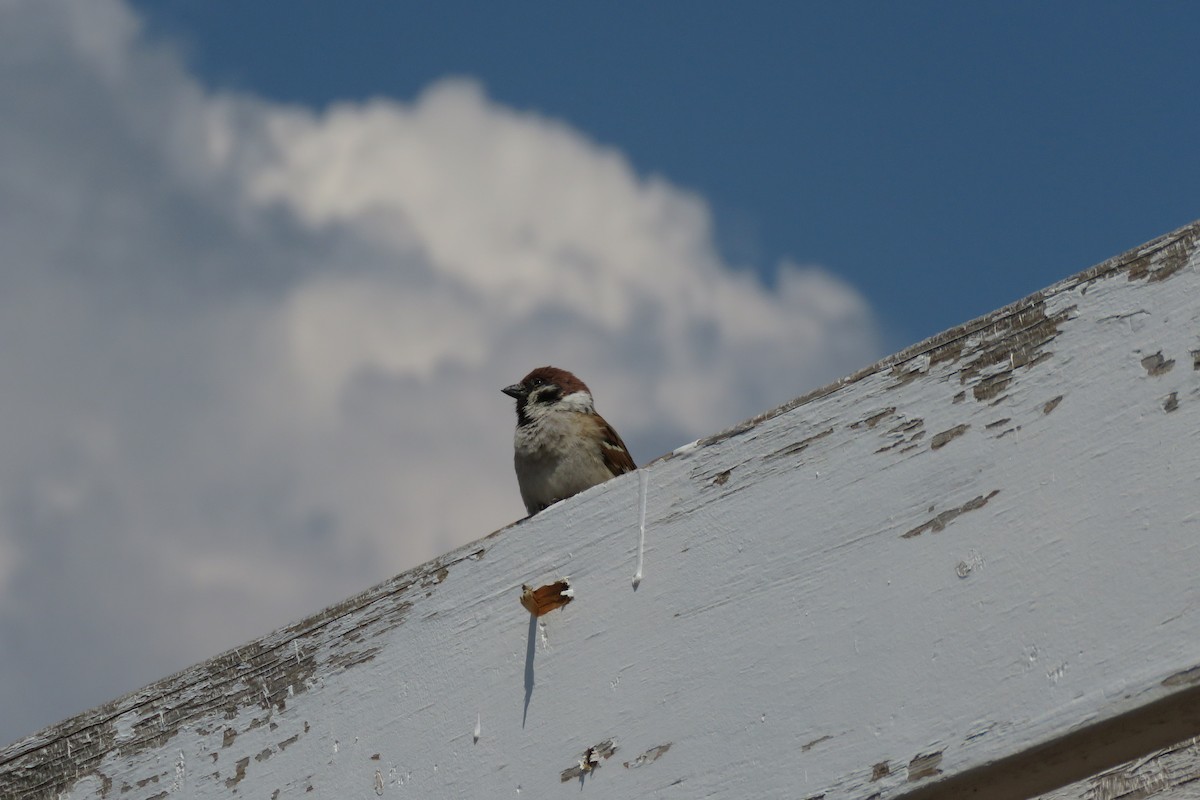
(533, 385, 560, 404)
(529, 377, 545, 387)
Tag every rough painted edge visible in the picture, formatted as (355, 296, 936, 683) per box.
(660, 219, 1199, 459)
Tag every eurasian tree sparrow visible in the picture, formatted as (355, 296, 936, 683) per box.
(502, 366, 636, 515)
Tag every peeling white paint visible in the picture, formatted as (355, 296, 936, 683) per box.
(671, 439, 700, 457)
(4, 223, 1200, 800)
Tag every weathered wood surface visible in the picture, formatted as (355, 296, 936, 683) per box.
(1035, 735, 1200, 800)
(2, 221, 1199, 799)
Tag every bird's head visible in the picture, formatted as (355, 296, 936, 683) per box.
(502, 366, 594, 423)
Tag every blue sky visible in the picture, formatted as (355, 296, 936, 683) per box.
(135, 0, 1200, 343)
(0, 0, 1197, 747)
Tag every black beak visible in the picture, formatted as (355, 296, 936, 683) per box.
(501, 383, 526, 399)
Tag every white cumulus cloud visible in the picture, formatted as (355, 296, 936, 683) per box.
(0, 0, 881, 745)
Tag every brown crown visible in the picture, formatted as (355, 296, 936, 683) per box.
(520, 366, 591, 395)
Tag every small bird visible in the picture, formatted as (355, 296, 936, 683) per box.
(502, 366, 636, 515)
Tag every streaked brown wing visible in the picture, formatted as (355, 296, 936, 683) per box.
(597, 417, 637, 476)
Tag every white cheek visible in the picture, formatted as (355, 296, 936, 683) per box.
(558, 391, 594, 413)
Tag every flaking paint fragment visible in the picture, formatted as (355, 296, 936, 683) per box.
(671, 439, 700, 457)
(1162, 665, 1200, 687)
(888, 362, 927, 388)
(903, 490, 1000, 539)
(223, 756, 250, 790)
(560, 739, 618, 782)
(972, 372, 1012, 402)
(930, 424, 970, 450)
(876, 418, 925, 453)
(802, 734, 832, 752)
(520, 580, 573, 616)
(765, 426, 834, 459)
(907, 751, 943, 781)
(624, 742, 671, 768)
(851, 407, 897, 429)
(1141, 352, 1176, 376)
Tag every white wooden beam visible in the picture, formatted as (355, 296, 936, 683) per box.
(2, 222, 1199, 800)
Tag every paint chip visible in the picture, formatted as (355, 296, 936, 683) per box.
(972, 373, 1012, 402)
(851, 407, 897, 429)
(907, 751, 944, 782)
(871, 761, 890, 781)
(1141, 352, 1176, 376)
(1042, 395, 1063, 415)
(1162, 665, 1200, 687)
(930, 424, 970, 450)
(766, 427, 834, 460)
(624, 743, 671, 768)
(802, 734, 833, 752)
(520, 580, 573, 616)
(903, 490, 1000, 539)
(1163, 392, 1179, 413)
(561, 739, 618, 782)
(223, 757, 250, 790)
